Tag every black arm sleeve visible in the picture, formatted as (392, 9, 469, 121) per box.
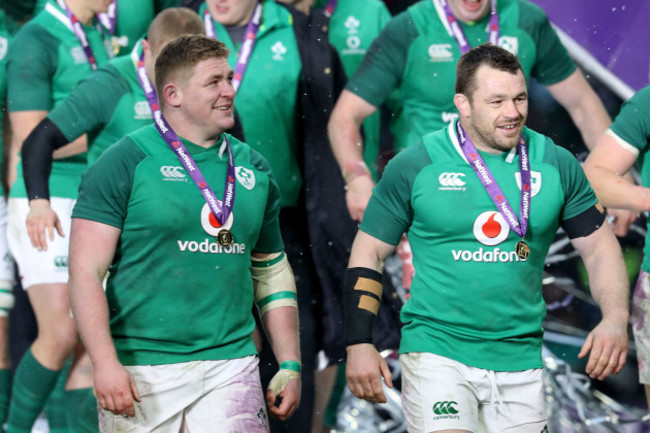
(560, 205, 607, 239)
(22, 118, 69, 201)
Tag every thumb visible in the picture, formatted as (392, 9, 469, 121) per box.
(578, 333, 593, 359)
(380, 359, 393, 389)
(129, 375, 141, 402)
(266, 389, 277, 407)
(55, 217, 65, 238)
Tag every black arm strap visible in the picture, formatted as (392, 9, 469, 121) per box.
(343, 267, 383, 346)
(22, 118, 68, 201)
(561, 205, 607, 239)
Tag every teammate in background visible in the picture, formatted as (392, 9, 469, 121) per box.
(68, 34, 300, 431)
(4, 0, 112, 430)
(328, 0, 614, 223)
(343, 44, 629, 433)
(0, 8, 16, 427)
(583, 85, 650, 409)
(200, 1, 352, 431)
(21, 7, 205, 252)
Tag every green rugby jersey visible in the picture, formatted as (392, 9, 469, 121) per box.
(360, 123, 597, 371)
(348, 0, 576, 152)
(607, 86, 650, 272)
(200, 0, 302, 207)
(316, 0, 391, 180)
(73, 125, 284, 366)
(6, 0, 111, 199)
(48, 41, 151, 166)
(0, 10, 11, 198)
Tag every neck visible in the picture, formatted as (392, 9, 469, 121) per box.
(294, 0, 313, 14)
(163, 109, 222, 149)
(64, 0, 95, 25)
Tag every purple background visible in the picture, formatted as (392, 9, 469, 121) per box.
(533, 0, 650, 91)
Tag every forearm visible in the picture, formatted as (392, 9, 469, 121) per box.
(69, 273, 119, 368)
(52, 134, 88, 159)
(569, 96, 611, 152)
(581, 230, 629, 323)
(585, 166, 650, 212)
(328, 110, 369, 181)
(261, 306, 300, 365)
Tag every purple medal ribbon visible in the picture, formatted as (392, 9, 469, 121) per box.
(456, 121, 531, 240)
(438, 0, 499, 53)
(97, 0, 118, 35)
(323, 0, 339, 18)
(135, 51, 236, 227)
(203, 2, 262, 92)
(57, 0, 109, 70)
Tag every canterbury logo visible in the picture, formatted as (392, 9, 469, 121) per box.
(438, 172, 466, 187)
(432, 401, 458, 415)
(160, 166, 186, 179)
(54, 256, 68, 268)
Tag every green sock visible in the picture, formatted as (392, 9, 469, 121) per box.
(45, 365, 69, 433)
(0, 369, 12, 426)
(77, 388, 99, 433)
(6, 349, 63, 433)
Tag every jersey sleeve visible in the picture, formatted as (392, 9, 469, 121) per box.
(249, 148, 284, 254)
(72, 137, 146, 228)
(345, 12, 417, 108)
(609, 86, 650, 153)
(6, 23, 58, 112)
(518, 1, 576, 86)
(360, 142, 430, 245)
(47, 63, 129, 142)
(553, 145, 598, 221)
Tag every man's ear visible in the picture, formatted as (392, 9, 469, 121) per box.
(454, 93, 471, 119)
(163, 82, 182, 108)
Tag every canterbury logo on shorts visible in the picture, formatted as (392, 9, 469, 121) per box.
(432, 401, 458, 415)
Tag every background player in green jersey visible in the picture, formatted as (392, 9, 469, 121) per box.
(327, 0, 613, 223)
(343, 44, 629, 433)
(21, 7, 205, 252)
(69, 35, 301, 431)
(0, 9, 16, 427)
(5, 0, 112, 430)
(584, 85, 650, 409)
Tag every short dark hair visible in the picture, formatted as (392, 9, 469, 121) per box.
(455, 44, 523, 99)
(155, 34, 230, 107)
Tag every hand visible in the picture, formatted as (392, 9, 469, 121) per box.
(606, 208, 639, 237)
(94, 359, 141, 417)
(26, 199, 64, 251)
(345, 175, 375, 222)
(346, 343, 393, 403)
(266, 369, 300, 421)
(578, 317, 628, 381)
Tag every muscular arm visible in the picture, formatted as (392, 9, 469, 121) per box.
(345, 231, 396, 403)
(545, 69, 611, 151)
(68, 218, 140, 416)
(571, 223, 629, 380)
(583, 133, 649, 211)
(328, 90, 378, 221)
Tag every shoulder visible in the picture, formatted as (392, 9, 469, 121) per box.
(515, 0, 552, 28)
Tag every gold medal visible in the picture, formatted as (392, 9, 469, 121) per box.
(217, 229, 233, 247)
(515, 240, 530, 260)
(111, 37, 121, 56)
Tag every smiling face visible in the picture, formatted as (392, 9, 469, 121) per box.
(447, 0, 491, 23)
(176, 57, 236, 136)
(455, 64, 528, 154)
(206, 0, 258, 26)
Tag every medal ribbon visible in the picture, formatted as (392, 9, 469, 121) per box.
(323, 0, 338, 18)
(57, 0, 110, 70)
(455, 121, 531, 239)
(203, 2, 262, 92)
(135, 51, 236, 226)
(97, 0, 117, 35)
(437, 0, 499, 53)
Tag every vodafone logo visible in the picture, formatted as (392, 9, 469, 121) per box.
(200, 203, 233, 237)
(473, 211, 510, 246)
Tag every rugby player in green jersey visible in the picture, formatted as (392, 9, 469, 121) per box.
(584, 85, 650, 409)
(343, 44, 629, 433)
(5, 0, 113, 430)
(327, 0, 613, 224)
(68, 35, 301, 431)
